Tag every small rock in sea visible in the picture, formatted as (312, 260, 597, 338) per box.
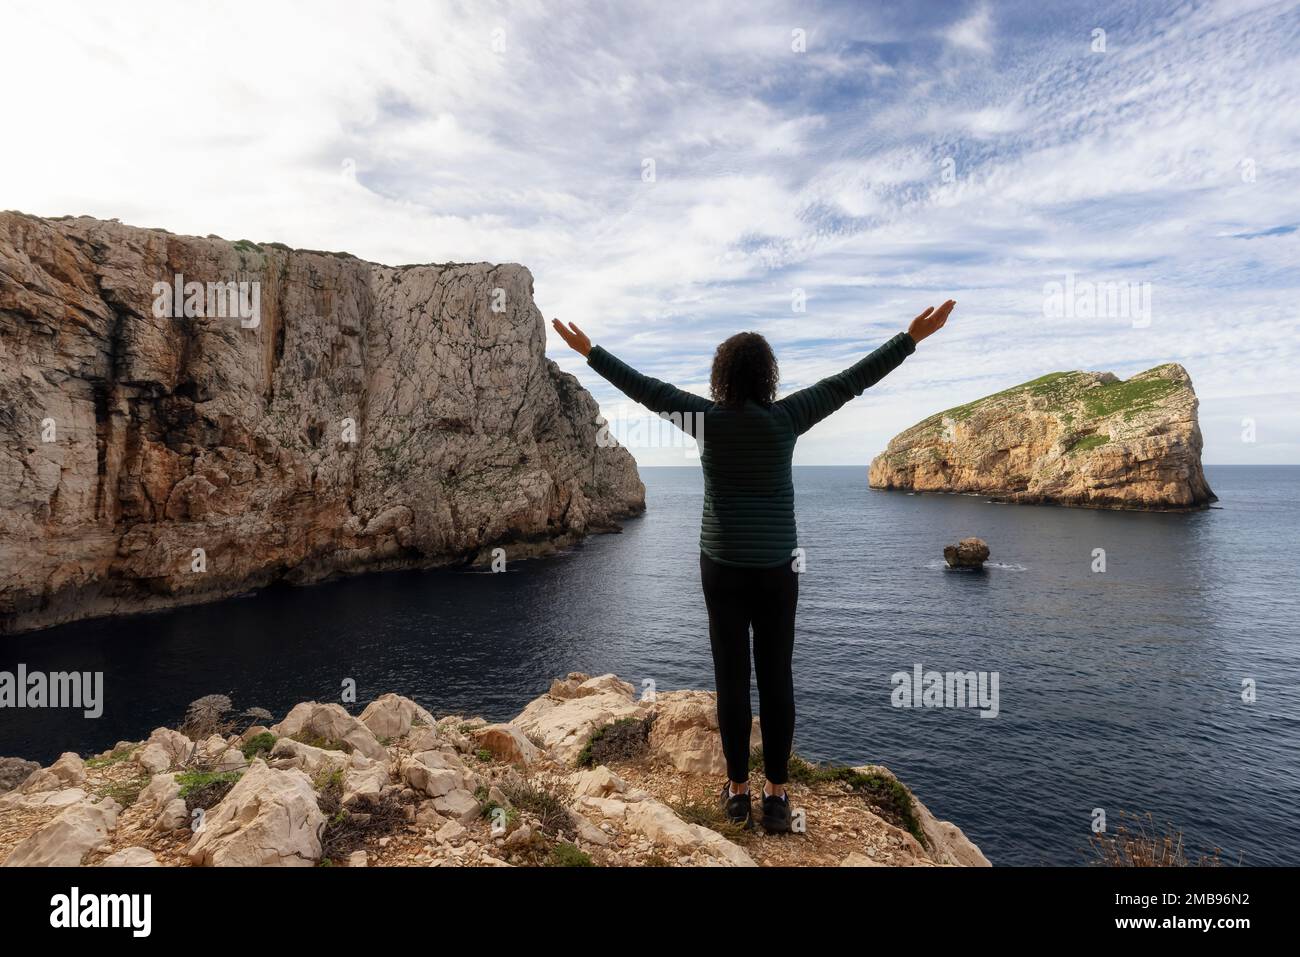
(944, 537, 990, 569)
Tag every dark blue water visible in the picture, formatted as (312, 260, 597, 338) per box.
(2, 465, 1298, 866)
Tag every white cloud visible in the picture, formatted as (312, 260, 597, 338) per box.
(943, 4, 995, 55)
(1, 0, 1297, 466)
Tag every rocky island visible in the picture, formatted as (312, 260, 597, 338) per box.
(0, 674, 988, 868)
(869, 363, 1215, 510)
(0, 212, 644, 634)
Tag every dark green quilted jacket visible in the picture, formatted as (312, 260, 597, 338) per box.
(586, 331, 916, 567)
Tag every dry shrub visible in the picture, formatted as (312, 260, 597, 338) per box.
(1088, 812, 1233, 866)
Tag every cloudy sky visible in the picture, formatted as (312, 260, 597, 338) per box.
(4, 0, 1298, 464)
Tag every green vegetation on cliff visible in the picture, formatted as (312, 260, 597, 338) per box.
(869, 361, 1213, 510)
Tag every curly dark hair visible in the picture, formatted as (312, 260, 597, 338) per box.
(710, 332, 778, 407)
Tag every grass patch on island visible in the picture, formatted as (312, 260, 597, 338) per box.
(1079, 376, 1179, 420)
(1066, 433, 1111, 455)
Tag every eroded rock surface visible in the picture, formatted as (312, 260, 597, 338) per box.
(869, 364, 1215, 510)
(0, 211, 644, 633)
(0, 676, 989, 868)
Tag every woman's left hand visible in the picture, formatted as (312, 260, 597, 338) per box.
(552, 319, 592, 357)
(908, 300, 955, 343)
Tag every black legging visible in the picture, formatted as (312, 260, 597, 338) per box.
(699, 551, 799, 785)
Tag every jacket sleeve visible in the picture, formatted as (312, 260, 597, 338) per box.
(775, 332, 915, 436)
(586, 345, 713, 429)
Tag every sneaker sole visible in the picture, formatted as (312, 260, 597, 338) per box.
(761, 814, 792, 834)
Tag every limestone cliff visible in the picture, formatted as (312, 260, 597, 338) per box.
(868, 363, 1215, 510)
(0, 212, 644, 633)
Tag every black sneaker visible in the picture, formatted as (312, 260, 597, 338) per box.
(761, 789, 792, 834)
(720, 782, 752, 827)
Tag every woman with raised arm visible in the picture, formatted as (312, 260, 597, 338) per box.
(552, 300, 954, 833)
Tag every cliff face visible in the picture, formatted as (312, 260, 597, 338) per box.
(868, 363, 1215, 510)
(0, 212, 644, 634)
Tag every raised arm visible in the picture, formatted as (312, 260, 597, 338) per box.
(551, 319, 712, 418)
(776, 300, 954, 435)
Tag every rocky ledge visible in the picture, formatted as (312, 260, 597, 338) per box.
(0, 212, 644, 634)
(0, 674, 988, 868)
(868, 363, 1215, 510)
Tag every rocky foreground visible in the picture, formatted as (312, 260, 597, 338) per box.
(869, 363, 1215, 510)
(0, 212, 644, 634)
(0, 674, 988, 868)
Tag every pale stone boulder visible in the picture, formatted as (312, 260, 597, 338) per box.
(547, 672, 636, 700)
(342, 763, 389, 805)
(214, 748, 247, 771)
(359, 693, 434, 740)
(575, 795, 632, 822)
(472, 723, 540, 766)
(186, 763, 325, 867)
(133, 727, 195, 774)
(16, 768, 62, 795)
(3, 797, 120, 867)
(48, 752, 87, 787)
(100, 847, 161, 867)
(400, 751, 471, 799)
(15, 751, 88, 795)
(567, 810, 613, 846)
(647, 690, 761, 776)
(548, 672, 592, 699)
(424, 722, 473, 754)
(411, 749, 467, 772)
(570, 765, 627, 799)
(570, 790, 753, 865)
(404, 727, 442, 753)
(271, 702, 387, 761)
(132, 745, 171, 776)
(435, 819, 467, 844)
(622, 799, 755, 867)
(574, 674, 637, 699)
(431, 788, 479, 822)
(138, 773, 181, 813)
(512, 688, 648, 764)
(154, 798, 189, 834)
(414, 801, 447, 827)
(0, 786, 88, 811)
(197, 734, 229, 763)
(404, 765, 463, 799)
(268, 737, 353, 775)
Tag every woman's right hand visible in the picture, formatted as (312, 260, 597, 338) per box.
(552, 318, 592, 357)
(908, 300, 956, 343)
